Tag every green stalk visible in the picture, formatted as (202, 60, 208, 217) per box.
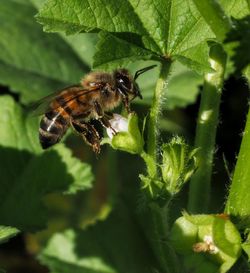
(188, 44, 227, 213)
(139, 60, 180, 273)
(146, 60, 172, 177)
(225, 102, 250, 219)
(138, 204, 180, 273)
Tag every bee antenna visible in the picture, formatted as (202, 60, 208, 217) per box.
(134, 65, 157, 80)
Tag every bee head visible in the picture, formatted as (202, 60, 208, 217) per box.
(114, 65, 157, 101)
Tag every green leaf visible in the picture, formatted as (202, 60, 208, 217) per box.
(61, 33, 98, 67)
(38, 201, 158, 273)
(224, 16, 250, 74)
(165, 62, 203, 109)
(192, 0, 231, 42)
(0, 0, 90, 104)
(93, 32, 153, 70)
(53, 145, 93, 194)
(220, 0, 250, 19)
(36, 0, 159, 51)
(0, 95, 94, 231)
(174, 42, 212, 74)
(0, 226, 19, 244)
(37, 0, 216, 73)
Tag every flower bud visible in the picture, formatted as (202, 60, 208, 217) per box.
(160, 136, 198, 195)
(170, 213, 242, 273)
(106, 114, 128, 139)
(106, 113, 144, 154)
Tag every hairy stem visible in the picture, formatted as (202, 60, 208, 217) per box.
(147, 60, 172, 175)
(188, 43, 227, 213)
(139, 60, 180, 273)
(225, 101, 250, 218)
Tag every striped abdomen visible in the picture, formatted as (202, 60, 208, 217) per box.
(39, 110, 69, 149)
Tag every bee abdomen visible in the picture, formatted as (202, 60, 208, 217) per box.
(39, 111, 68, 149)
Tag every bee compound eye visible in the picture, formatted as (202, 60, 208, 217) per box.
(118, 75, 131, 90)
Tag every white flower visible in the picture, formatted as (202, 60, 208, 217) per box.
(106, 114, 129, 139)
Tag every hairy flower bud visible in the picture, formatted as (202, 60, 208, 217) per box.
(106, 113, 144, 154)
(161, 136, 198, 195)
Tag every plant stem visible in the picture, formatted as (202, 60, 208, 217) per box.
(225, 102, 250, 218)
(138, 203, 180, 273)
(140, 150, 156, 182)
(188, 43, 227, 213)
(139, 60, 180, 273)
(147, 60, 172, 174)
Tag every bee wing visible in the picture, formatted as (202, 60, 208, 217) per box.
(29, 85, 97, 116)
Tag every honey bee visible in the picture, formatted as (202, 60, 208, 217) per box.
(33, 65, 156, 152)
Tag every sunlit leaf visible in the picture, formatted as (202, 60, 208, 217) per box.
(37, 0, 217, 73)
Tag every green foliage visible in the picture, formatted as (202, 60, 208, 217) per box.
(225, 16, 250, 74)
(0, 226, 19, 244)
(37, 0, 217, 73)
(166, 63, 203, 109)
(0, 0, 90, 104)
(0, 95, 93, 232)
(0, 0, 250, 272)
(38, 201, 158, 273)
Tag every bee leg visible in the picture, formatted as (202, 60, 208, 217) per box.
(93, 101, 117, 134)
(71, 120, 101, 153)
(117, 88, 131, 113)
(122, 97, 131, 113)
(93, 101, 104, 118)
(99, 115, 117, 135)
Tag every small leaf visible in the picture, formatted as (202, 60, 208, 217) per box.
(224, 16, 250, 74)
(0, 226, 19, 244)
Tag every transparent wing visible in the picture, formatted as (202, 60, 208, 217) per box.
(29, 85, 98, 116)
